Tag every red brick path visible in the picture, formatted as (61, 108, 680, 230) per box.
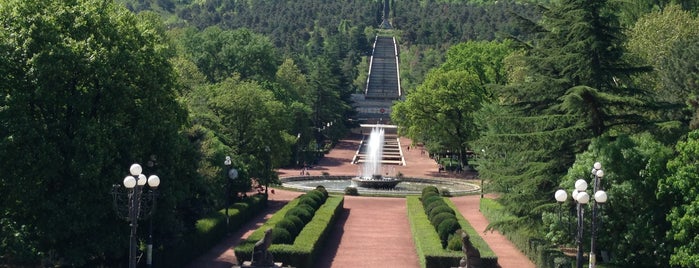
(187, 134, 535, 268)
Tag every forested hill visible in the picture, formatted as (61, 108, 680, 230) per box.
(119, 0, 540, 52)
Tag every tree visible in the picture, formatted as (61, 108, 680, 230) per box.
(392, 69, 488, 165)
(190, 76, 293, 190)
(176, 26, 281, 83)
(440, 40, 512, 85)
(659, 130, 699, 267)
(0, 1, 195, 265)
(478, 0, 660, 224)
(547, 134, 674, 266)
(626, 5, 699, 129)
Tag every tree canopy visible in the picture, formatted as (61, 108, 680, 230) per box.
(0, 0, 197, 265)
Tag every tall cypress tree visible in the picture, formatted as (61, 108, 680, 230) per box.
(478, 0, 658, 224)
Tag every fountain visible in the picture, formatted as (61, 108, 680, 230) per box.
(351, 126, 401, 189)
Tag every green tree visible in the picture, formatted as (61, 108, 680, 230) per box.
(189, 76, 293, 190)
(659, 130, 699, 267)
(548, 134, 674, 266)
(0, 0, 195, 265)
(626, 5, 699, 129)
(176, 26, 281, 83)
(478, 0, 660, 223)
(392, 69, 488, 165)
(440, 40, 512, 85)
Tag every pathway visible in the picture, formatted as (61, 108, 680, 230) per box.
(315, 196, 419, 267)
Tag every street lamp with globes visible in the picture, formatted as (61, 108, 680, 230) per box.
(224, 156, 238, 228)
(554, 162, 607, 268)
(112, 163, 161, 268)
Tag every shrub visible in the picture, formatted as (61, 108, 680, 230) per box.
(286, 214, 304, 231)
(298, 195, 320, 210)
(276, 219, 301, 237)
(286, 205, 314, 224)
(314, 186, 329, 198)
(272, 227, 294, 244)
(422, 186, 439, 196)
(422, 195, 443, 207)
(306, 190, 326, 203)
(440, 188, 451, 197)
(424, 198, 447, 214)
(437, 219, 460, 248)
(428, 205, 455, 220)
(447, 232, 462, 251)
(421, 191, 441, 203)
(430, 212, 457, 228)
(344, 186, 359, 196)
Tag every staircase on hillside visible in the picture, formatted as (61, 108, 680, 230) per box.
(353, 36, 401, 123)
(365, 36, 400, 100)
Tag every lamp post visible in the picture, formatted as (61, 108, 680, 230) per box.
(145, 155, 158, 268)
(480, 149, 485, 198)
(554, 162, 607, 268)
(589, 162, 607, 268)
(224, 156, 238, 228)
(113, 163, 161, 268)
(264, 146, 271, 195)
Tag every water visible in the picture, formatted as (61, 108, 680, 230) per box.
(361, 126, 385, 178)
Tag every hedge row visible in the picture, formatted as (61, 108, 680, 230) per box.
(480, 198, 570, 268)
(408, 193, 498, 268)
(234, 194, 344, 267)
(159, 194, 268, 267)
(272, 187, 329, 244)
(421, 186, 460, 248)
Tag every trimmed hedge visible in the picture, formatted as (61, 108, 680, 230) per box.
(159, 194, 267, 267)
(407, 196, 499, 268)
(234, 195, 344, 267)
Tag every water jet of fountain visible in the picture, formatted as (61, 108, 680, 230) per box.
(362, 126, 385, 178)
(352, 125, 401, 189)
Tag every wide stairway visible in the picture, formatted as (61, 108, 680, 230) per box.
(365, 36, 400, 100)
(353, 35, 401, 122)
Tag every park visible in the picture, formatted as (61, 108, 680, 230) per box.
(1, 0, 698, 267)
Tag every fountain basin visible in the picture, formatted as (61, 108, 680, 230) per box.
(351, 175, 401, 189)
(281, 176, 480, 196)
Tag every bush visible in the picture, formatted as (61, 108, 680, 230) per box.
(422, 194, 443, 207)
(447, 233, 462, 251)
(424, 198, 447, 214)
(422, 191, 441, 203)
(306, 190, 326, 203)
(272, 227, 294, 244)
(286, 215, 304, 231)
(437, 219, 460, 248)
(430, 212, 457, 228)
(298, 195, 320, 210)
(422, 186, 439, 196)
(344, 186, 358, 196)
(440, 188, 451, 197)
(276, 219, 301, 237)
(428, 205, 455, 220)
(286, 205, 314, 224)
(314, 186, 329, 198)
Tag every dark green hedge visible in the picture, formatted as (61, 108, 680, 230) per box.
(234, 195, 344, 267)
(159, 194, 267, 267)
(407, 196, 499, 268)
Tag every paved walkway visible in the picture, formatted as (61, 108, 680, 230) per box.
(188, 133, 535, 268)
